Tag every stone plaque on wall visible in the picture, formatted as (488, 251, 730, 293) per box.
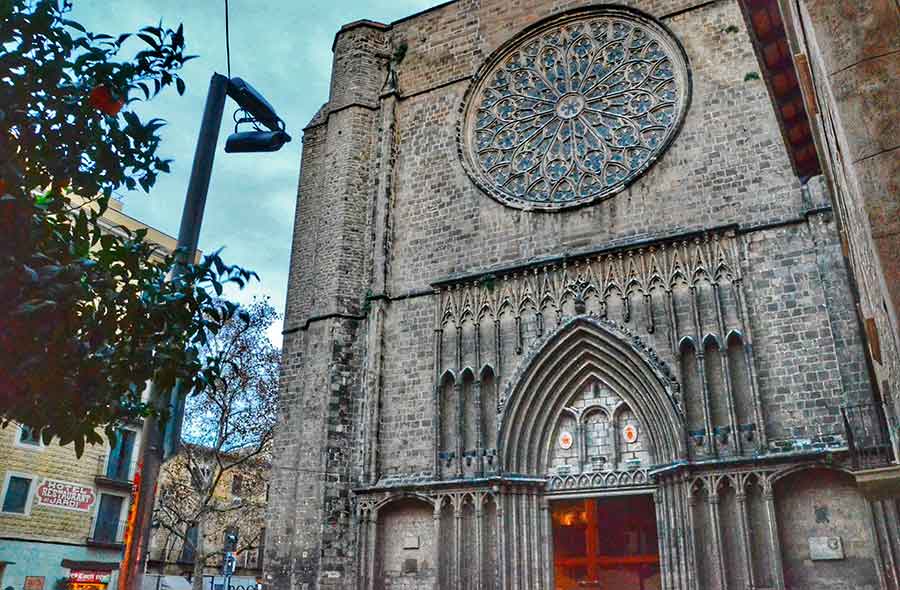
(809, 536, 844, 560)
(403, 535, 420, 550)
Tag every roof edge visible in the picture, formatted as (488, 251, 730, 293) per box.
(331, 19, 391, 51)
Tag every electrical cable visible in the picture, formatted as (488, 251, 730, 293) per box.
(224, 0, 232, 79)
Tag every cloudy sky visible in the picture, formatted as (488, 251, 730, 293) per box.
(71, 0, 441, 341)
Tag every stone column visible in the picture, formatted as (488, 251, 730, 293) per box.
(455, 327, 464, 478)
(510, 489, 520, 590)
(454, 497, 462, 590)
(696, 349, 714, 456)
(528, 490, 539, 590)
(367, 509, 378, 590)
(708, 483, 727, 589)
(666, 287, 678, 352)
(677, 477, 696, 590)
(434, 290, 444, 476)
(687, 490, 699, 590)
(476, 499, 484, 590)
(732, 277, 767, 450)
(354, 508, 367, 590)
(363, 302, 385, 484)
(435, 502, 445, 589)
(540, 496, 552, 590)
(762, 482, 786, 590)
(497, 489, 507, 590)
(735, 488, 756, 590)
(654, 489, 673, 590)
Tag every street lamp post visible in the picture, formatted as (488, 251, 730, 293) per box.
(119, 72, 290, 590)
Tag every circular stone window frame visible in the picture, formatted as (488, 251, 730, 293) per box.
(457, 6, 693, 212)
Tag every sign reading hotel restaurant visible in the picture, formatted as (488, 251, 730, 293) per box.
(35, 479, 96, 511)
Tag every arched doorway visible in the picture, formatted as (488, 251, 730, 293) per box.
(496, 317, 689, 590)
(373, 497, 437, 590)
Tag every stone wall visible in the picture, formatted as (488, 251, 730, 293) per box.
(777, 0, 900, 449)
(389, 0, 802, 295)
(775, 468, 881, 590)
(265, 1, 892, 588)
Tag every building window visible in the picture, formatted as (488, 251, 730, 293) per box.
(106, 429, 136, 481)
(16, 425, 43, 449)
(231, 474, 243, 496)
(180, 524, 199, 563)
(92, 494, 124, 543)
(1, 473, 34, 515)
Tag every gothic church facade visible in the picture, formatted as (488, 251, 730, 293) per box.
(265, 1, 898, 589)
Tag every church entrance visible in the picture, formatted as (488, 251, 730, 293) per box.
(551, 494, 661, 590)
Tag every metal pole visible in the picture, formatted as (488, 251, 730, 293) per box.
(121, 72, 229, 590)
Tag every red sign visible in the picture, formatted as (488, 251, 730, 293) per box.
(69, 572, 110, 584)
(36, 479, 96, 511)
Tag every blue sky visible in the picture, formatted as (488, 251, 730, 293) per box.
(71, 0, 441, 341)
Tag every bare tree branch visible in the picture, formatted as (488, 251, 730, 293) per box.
(150, 299, 279, 587)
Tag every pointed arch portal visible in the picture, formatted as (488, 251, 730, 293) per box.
(499, 316, 687, 476)
(492, 316, 692, 590)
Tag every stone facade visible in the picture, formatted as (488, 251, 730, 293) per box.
(265, 1, 898, 589)
(774, 0, 900, 462)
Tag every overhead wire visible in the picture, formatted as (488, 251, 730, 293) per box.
(224, 0, 232, 79)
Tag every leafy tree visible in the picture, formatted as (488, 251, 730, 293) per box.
(0, 0, 255, 453)
(152, 299, 279, 589)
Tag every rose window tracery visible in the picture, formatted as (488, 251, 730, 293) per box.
(460, 9, 690, 210)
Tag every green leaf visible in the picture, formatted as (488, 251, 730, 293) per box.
(137, 32, 160, 50)
(0, 7, 264, 452)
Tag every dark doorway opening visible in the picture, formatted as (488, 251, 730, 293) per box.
(551, 494, 660, 590)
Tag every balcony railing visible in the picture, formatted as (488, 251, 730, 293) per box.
(88, 516, 127, 546)
(842, 403, 894, 470)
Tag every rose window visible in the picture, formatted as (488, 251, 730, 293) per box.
(460, 9, 690, 210)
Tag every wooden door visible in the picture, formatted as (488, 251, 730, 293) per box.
(551, 495, 661, 590)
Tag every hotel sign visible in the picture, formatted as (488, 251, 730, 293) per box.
(35, 479, 96, 511)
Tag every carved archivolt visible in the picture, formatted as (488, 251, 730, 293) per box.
(498, 316, 686, 475)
